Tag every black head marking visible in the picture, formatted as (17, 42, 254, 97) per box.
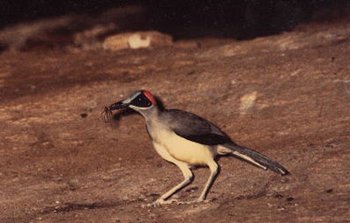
(130, 92, 153, 108)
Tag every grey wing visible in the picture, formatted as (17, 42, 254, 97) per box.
(163, 109, 232, 145)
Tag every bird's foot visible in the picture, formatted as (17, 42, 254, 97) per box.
(145, 198, 211, 208)
(195, 196, 210, 203)
(173, 198, 210, 205)
(146, 198, 178, 207)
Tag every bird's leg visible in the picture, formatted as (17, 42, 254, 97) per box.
(150, 163, 193, 207)
(197, 161, 219, 202)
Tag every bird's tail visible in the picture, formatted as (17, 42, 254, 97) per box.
(220, 143, 289, 175)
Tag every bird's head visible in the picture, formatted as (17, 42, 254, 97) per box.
(108, 90, 157, 112)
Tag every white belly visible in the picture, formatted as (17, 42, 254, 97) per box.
(150, 127, 215, 165)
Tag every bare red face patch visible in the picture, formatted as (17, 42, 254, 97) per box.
(142, 90, 157, 105)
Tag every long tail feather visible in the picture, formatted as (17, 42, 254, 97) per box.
(221, 143, 289, 175)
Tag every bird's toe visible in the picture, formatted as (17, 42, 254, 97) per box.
(147, 198, 178, 207)
(196, 198, 211, 203)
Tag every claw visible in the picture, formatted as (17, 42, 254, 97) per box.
(197, 198, 210, 203)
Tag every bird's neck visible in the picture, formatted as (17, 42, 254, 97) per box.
(137, 106, 161, 122)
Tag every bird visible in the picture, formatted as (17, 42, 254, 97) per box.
(105, 90, 289, 206)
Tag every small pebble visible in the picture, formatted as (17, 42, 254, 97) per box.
(325, 188, 333, 193)
(80, 113, 88, 118)
(286, 197, 294, 202)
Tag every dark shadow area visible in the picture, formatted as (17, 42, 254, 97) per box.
(147, 0, 315, 40)
(41, 201, 121, 214)
(0, 0, 138, 28)
(0, 0, 349, 41)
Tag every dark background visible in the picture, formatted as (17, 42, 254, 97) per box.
(0, 0, 349, 39)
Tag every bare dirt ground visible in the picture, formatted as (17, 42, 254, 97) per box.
(0, 19, 350, 222)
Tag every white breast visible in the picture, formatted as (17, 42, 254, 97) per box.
(149, 125, 215, 166)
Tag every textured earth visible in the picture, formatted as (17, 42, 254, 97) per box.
(0, 19, 350, 222)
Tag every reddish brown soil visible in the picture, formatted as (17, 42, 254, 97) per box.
(0, 20, 349, 222)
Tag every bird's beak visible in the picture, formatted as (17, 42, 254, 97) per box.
(109, 100, 129, 111)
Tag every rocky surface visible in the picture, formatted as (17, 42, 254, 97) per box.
(102, 31, 173, 51)
(0, 19, 349, 222)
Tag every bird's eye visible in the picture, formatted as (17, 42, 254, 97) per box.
(131, 94, 152, 107)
